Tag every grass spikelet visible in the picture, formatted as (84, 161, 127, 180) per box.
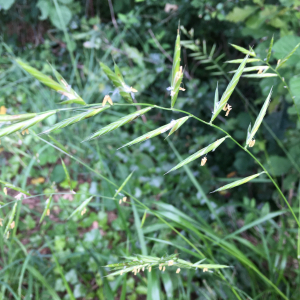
(266, 35, 274, 63)
(82, 107, 152, 142)
(0, 113, 37, 122)
(42, 106, 109, 135)
(40, 195, 53, 223)
(230, 44, 256, 57)
(4, 202, 17, 235)
(276, 43, 300, 70)
(0, 111, 56, 138)
(105, 254, 228, 277)
(100, 62, 133, 103)
(114, 172, 134, 197)
(210, 172, 266, 193)
(119, 117, 188, 149)
(246, 88, 272, 147)
(67, 196, 93, 219)
(166, 136, 228, 174)
(0, 180, 30, 196)
(16, 59, 85, 105)
(210, 55, 248, 123)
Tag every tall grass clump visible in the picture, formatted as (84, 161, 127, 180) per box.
(1, 27, 300, 300)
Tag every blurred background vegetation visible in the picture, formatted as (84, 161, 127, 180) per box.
(1, 0, 300, 299)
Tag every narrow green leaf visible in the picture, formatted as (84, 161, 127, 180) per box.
(61, 159, 71, 190)
(42, 106, 109, 134)
(141, 210, 147, 228)
(26, 266, 61, 300)
(39, 195, 53, 224)
(0, 180, 30, 196)
(67, 196, 93, 219)
(53, 256, 76, 300)
(83, 107, 152, 142)
(4, 202, 17, 235)
(246, 88, 272, 146)
(0, 113, 37, 122)
(230, 44, 256, 57)
(119, 119, 178, 149)
(210, 172, 266, 193)
(114, 172, 134, 197)
(225, 58, 260, 64)
(166, 136, 228, 174)
(167, 116, 190, 137)
(266, 35, 274, 63)
(242, 73, 277, 78)
(0, 111, 56, 138)
(229, 66, 269, 73)
(100, 62, 133, 103)
(211, 55, 248, 122)
(209, 44, 216, 58)
(276, 43, 300, 70)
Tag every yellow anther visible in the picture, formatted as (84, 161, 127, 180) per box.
(223, 104, 228, 111)
(10, 221, 15, 229)
(176, 268, 181, 274)
(46, 209, 50, 216)
(130, 87, 138, 93)
(159, 264, 162, 271)
(249, 139, 256, 147)
(163, 266, 166, 272)
(203, 268, 208, 272)
(148, 266, 152, 272)
(168, 260, 174, 266)
(201, 157, 207, 166)
(102, 95, 113, 106)
(81, 208, 87, 216)
(119, 199, 122, 204)
(3, 187, 7, 195)
(122, 197, 127, 202)
(225, 105, 232, 117)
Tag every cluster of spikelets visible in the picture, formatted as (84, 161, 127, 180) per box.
(105, 254, 228, 277)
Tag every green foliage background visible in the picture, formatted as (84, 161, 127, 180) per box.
(1, 0, 300, 299)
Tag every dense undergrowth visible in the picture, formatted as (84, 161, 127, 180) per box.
(1, 1, 300, 299)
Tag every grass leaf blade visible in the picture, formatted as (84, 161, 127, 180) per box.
(68, 196, 93, 219)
